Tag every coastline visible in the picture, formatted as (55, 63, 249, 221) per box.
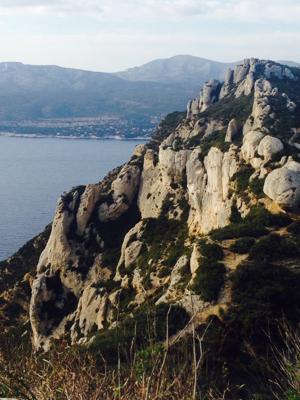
(0, 132, 149, 141)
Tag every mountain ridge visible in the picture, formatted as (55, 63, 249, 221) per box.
(1, 58, 300, 399)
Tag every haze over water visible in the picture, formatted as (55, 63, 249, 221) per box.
(0, 136, 145, 260)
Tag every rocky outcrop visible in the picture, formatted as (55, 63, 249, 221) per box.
(27, 59, 300, 350)
(189, 58, 296, 119)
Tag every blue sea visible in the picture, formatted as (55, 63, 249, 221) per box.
(0, 136, 146, 260)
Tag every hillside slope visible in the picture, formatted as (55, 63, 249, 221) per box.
(1, 58, 300, 399)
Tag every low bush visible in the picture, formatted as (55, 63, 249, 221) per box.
(191, 259, 226, 302)
(164, 243, 190, 268)
(249, 177, 265, 198)
(245, 204, 291, 228)
(211, 205, 291, 241)
(198, 240, 224, 261)
(233, 165, 253, 194)
(229, 261, 300, 337)
(199, 93, 254, 126)
(211, 222, 267, 241)
(230, 202, 242, 223)
(249, 234, 300, 262)
(229, 237, 255, 254)
(196, 129, 230, 161)
(89, 303, 190, 363)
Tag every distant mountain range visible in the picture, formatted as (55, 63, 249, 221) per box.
(0, 56, 298, 138)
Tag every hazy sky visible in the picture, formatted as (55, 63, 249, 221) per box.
(0, 0, 299, 72)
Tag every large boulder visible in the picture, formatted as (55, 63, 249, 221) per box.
(257, 135, 284, 161)
(264, 160, 300, 207)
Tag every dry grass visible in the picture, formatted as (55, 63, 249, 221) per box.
(0, 316, 218, 400)
(2, 335, 194, 400)
(1, 317, 299, 400)
(267, 322, 300, 400)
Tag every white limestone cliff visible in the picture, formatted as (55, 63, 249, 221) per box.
(29, 59, 300, 350)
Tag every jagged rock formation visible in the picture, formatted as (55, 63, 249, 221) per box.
(17, 59, 300, 350)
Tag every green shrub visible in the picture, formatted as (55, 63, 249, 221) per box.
(211, 205, 291, 241)
(232, 165, 253, 194)
(199, 94, 254, 126)
(211, 222, 267, 241)
(230, 260, 300, 336)
(249, 177, 265, 198)
(138, 199, 190, 285)
(90, 303, 190, 363)
(117, 287, 136, 309)
(245, 205, 291, 228)
(196, 129, 230, 161)
(198, 254, 300, 397)
(155, 303, 190, 337)
(229, 237, 255, 254)
(230, 202, 242, 223)
(198, 240, 223, 261)
(191, 259, 226, 302)
(286, 389, 300, 400)
(134, 343, 163, 379)
(164, 243, 189, 268)
(249, 234, 300, 262)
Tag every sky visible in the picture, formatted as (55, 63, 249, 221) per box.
(0, 0, 299, 72)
